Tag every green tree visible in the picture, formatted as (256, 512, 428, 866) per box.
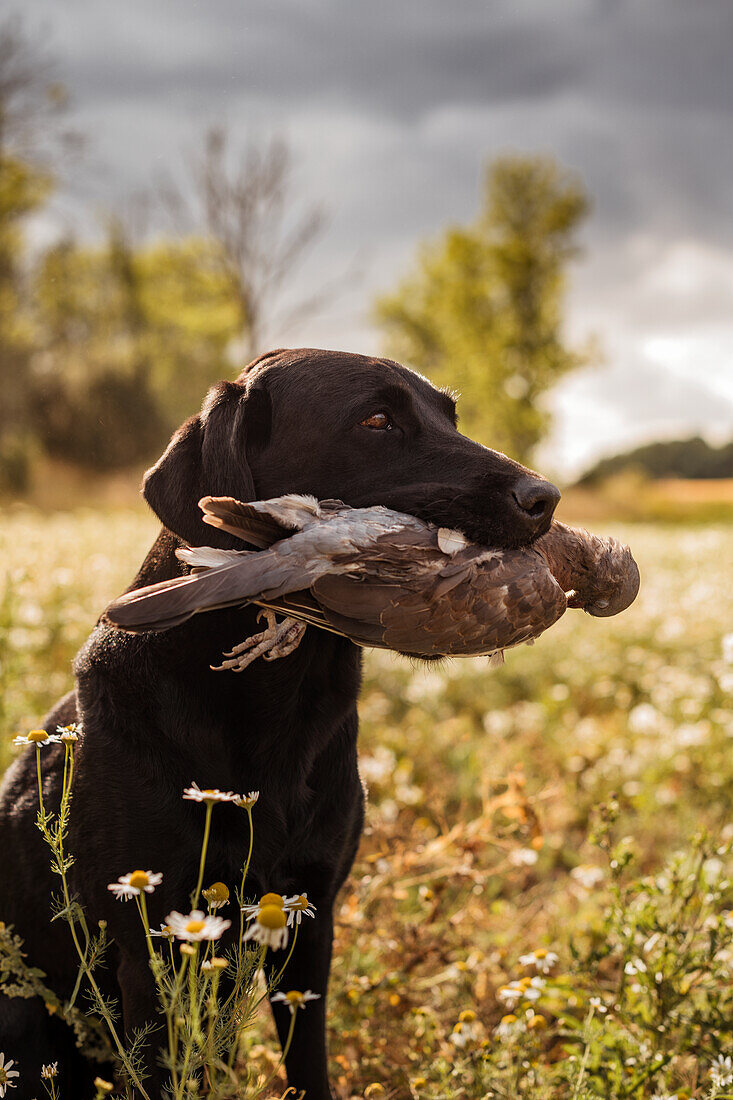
(0, 18, 56, 490)
(375, 155, 589, 461)
(32, 226, 241, 468)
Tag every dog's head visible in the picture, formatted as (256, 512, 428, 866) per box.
(143, 348, 560, 550)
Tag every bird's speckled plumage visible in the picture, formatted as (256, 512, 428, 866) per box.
(106, 495, 640, 660)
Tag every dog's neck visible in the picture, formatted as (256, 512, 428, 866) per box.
(107, 528, 363, 788)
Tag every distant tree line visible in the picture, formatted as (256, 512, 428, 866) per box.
(0, 20, 326, 491)
(1, 17, 592, 494)
(579, 436, 733, 484)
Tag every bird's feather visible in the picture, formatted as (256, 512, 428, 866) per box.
(200, 494, 322, 547)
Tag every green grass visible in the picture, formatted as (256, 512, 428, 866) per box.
(2, 507, 732, 1098)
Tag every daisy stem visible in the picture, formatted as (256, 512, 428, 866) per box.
(136, 892, 157, 968)
(192, 801, 214, 910)
(267, 922, 299, 994)
(169, 951, 191, 1097)
(177, 944, 201, 1093)
(237, 807, 255, 966)
(35, 745, 45, 819)
(33, 742, 150, 1098)
(571, 1005, 595, 1100)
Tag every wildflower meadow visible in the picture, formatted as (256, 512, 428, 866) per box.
(0, 505, 732, 1099)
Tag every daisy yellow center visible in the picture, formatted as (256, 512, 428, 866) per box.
(186, 919, 206, 934)
(285, 990, 304, 1004)
(500, 1014, 518, 1025)
(128, 871, 150, 890)
(0, 1069, 7, 1084)
(202, 789, 217, 795)
(290, 894, 309, 910)
(204, 881, 229, 903)
(534, 949, 548, 959)
(259, 892, 285, 908)
(28, 728, 49, 743)
(258, 904, 287, 930)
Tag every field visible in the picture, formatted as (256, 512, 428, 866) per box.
(1, 506, 732, 1098)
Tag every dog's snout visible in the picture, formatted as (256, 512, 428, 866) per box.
(511, 476, 561, 533)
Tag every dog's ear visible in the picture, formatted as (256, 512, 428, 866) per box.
(143, 378, 270, 546)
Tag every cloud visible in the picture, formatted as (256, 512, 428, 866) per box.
(18, 0, 733, 471)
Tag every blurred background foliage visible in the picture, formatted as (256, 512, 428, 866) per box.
(2, 14, 733, 1098)
(375, 156, 589, 462)
(1, 16, 732, 516)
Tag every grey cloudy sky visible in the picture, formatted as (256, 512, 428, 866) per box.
(21, 0, 733, 476)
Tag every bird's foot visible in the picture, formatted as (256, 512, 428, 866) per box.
(211, 610, 307, 672)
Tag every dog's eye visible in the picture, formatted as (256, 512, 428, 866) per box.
(360, 412, 393, 431)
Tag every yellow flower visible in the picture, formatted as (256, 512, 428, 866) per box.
(57, 723, 80, 743)
(0, 1052, 19, 1091)
(203, 882, 230, 909)
(242, 904, 289, 950)
(107, 870, 163, 901)
(202, 956, 229, 971)
(183, 782, 242, 804)
(235, 791, 260, 808)
(165, 909, 231, 942)
(270, 989, 321, 1015)
(241, 892, 286, 919)
(283, 892, 317, 926)
(13, 729, 61, 748)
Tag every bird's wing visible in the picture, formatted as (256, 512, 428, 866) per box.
(200, 494, 326, 548)
(309, 547, 567, 657)
(105, 535, 328, 634)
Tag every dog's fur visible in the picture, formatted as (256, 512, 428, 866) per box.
(0, 349, 559, 1098)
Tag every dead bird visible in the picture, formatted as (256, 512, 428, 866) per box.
(105, 495, 640, 669)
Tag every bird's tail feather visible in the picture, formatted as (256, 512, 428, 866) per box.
(105, 548, 316, 634)
(199, 494, 321, 547)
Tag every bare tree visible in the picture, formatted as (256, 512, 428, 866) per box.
(165, 128, 330, 359)
(0, 15, 70, 159)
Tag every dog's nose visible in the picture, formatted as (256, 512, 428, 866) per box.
(511, 476, 561, 533)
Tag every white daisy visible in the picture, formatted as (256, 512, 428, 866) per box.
(570, 864, 604, 890)
(235, 791, 260, 808)
(0, 1052, 19, 1096)
(497, 977, 545, 1008)
(107, 870, 163, 901)
(271, 989, 321, 1015)
(242, 904, 289, 950)
(165, 909, 231, 942)
(283, 893, 317, 926)
(241, 892, 286, 919)
(148, 923, 174, 939)
(711, 1054, 733, 1088)
(41, 1063, 58, 1078)
(201, 956, 229, 972)
(202, 882, 230, 909)
(183, 782, 242, 804)
(494, 1013, 523, 1041)
(12, 729, 62, 748)
(518, 949, 559, 974)
(56, 723, 81, 743)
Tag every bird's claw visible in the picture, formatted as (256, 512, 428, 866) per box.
(211, 612, 307, 673)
